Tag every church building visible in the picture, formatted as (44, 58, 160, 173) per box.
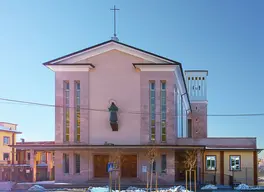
(12, 39, 259, 186)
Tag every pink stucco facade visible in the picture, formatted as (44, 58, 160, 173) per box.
(53, 49, 178, 183)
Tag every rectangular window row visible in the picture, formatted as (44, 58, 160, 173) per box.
(63, 80, 81, 142)
(206, 155, 241, 171)
(149, 81, 167, 142)
(63, 153, 80, 174)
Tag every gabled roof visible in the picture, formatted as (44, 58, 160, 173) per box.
(43, 40, 181, 65)
(43, 39, 191, 111)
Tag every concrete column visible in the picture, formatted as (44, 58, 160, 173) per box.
(30, 149, 36, 182)
(47, 152, 54, 180)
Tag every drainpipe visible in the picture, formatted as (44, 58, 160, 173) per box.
(11, 133, 15, 165)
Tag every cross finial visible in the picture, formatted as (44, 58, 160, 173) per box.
(110, 5, 120, 41)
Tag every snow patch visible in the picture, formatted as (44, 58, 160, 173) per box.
(234, 183, 264, 190)
(28, 184, 46, 191)
(90, 186, 109, 192)
(201, 184, 218, 190)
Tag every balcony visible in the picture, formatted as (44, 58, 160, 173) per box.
(176, 137, 257, 149)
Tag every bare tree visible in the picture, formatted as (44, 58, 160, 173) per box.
(109, 149, 122, 169)
(146, 146, 158, 192)
(183, 149, 201, 192)
(109, 149, 122, 192)
(184, 149, 198, 171)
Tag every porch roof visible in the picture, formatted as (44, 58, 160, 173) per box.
(9, 143, 206, 151)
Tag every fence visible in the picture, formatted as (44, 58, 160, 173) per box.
(0, 165, 54, 182)
(202, 172, 233, 186)
(232, 167, 254, 186)
(201, 167, 255, 187)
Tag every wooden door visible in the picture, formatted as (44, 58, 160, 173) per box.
(94, 155, 109, 177)
(121, 155, 137, 178)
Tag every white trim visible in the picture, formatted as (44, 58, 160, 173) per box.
(135, 65, 177, 71)
(52, 42, 172, 64)
(174, 66, 191, 111)
(46, 65, 93, 72)
(190, 100, 208, 104)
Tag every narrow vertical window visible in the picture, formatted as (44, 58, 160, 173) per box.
(161, 154, 167, 173)
(41, 152, 46, 163)
(150, 81, 156, 142)
(64, 81, 70, 142)
(187, 119, 192, 138)
(160, 81, 166, 142)
(63, 153, 69, 174)
(75, 81, 81, 142)
(75, 153, 80, 174)
(177, 90, 183, 137)
(27, 153, 30, 161)
(150, 160, 156, 173)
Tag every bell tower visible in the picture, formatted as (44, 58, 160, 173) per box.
(185, 70, 208, 138)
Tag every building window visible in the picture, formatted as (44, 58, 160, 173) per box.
(160, 81, 166, 142)
(41, 152, 46, 163)
(161, 154, 167, 173)
(3, 136, 10, 145)
(75, 153, 80, 174)
(177, 90, 183, 137)
(64, 81, 70, 142)
(187, 119, 192, 138)
(149, 81, 156, 142)
(3, 153, 9, 161)
(150, 160, 156, 173)
(206, 156, 216, 171)
(27, 153, 30, 161)
(230, 155, 241, 171)
(75, 81, 81, 142)
(63, 153, 69, 174)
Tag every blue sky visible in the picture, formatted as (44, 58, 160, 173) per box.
(0, 0, 263, 157)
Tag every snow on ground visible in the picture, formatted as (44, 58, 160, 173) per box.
(24, 185, 191, 192)
(201, 184, 217, 190)
(83, 185, 190, 192)
(234, 183, 264, 190)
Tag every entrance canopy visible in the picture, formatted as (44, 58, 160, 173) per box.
(9, 143, 206, 151)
